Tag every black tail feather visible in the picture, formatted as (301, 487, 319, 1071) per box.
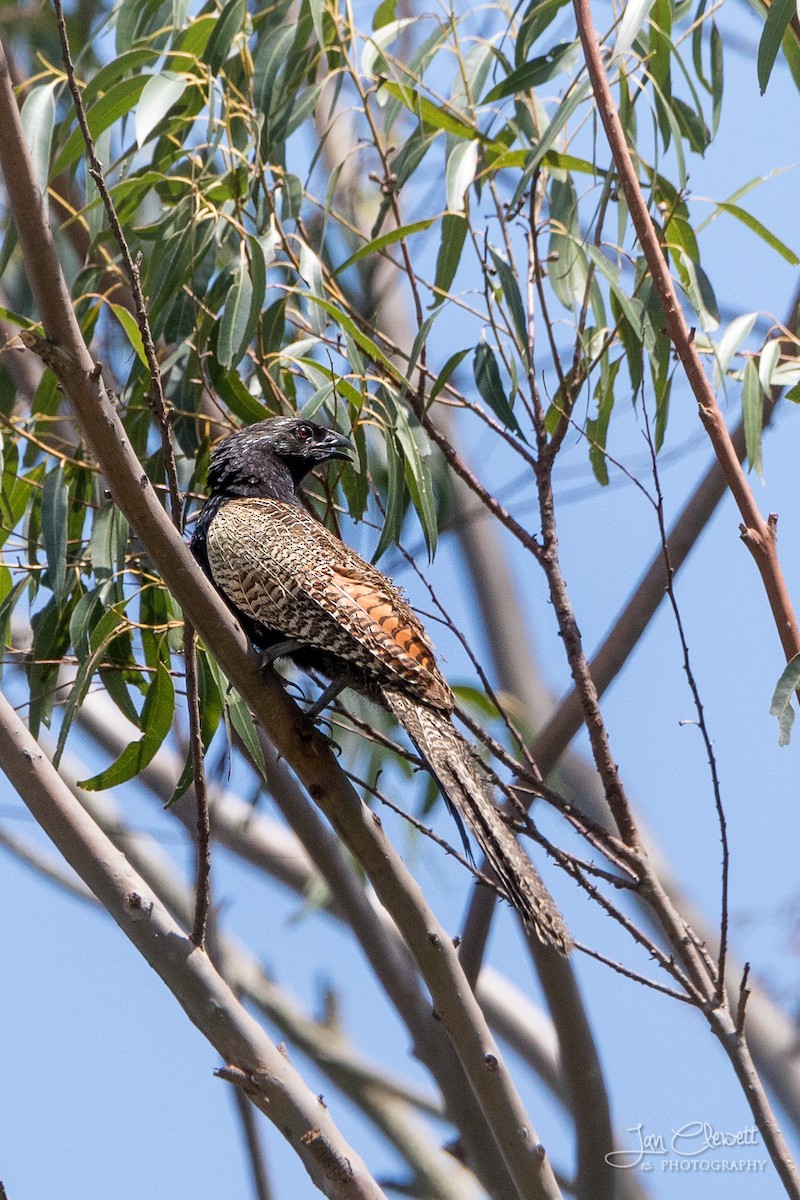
(383, 689, 572, 954)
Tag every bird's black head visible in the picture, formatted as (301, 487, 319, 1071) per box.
(206, 416, 353, 503)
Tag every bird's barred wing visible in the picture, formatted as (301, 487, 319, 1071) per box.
(206, 497, 451, 709)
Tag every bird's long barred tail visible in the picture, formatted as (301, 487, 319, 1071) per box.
(383, 690, 572, 954)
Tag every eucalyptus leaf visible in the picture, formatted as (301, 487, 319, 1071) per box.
(770, 653, 800, 745)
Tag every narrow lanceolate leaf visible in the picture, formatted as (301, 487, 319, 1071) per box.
(489, 247, 529, 364)
(710, 21, 723, 132)
(54, 607, 127, 769)
(613, 0, 655, 58)
(206, 654, 268, 780)
(361, 18, 415, 78)
(713, 311, 758, 390)
(335, 219, 434, 275)
(483, 41, 578, 101)
(759, 338, 782, 393)
(52, 77, 148, 175)
(445, 141, 479, 212)
(372, 428, 405, 563)
(110, 303, 147, 367)
(298, 241, 327, 336)
(770, 653, 800, 744)
(379, 81, 478, 139)
(713, 202, 799, 265)
(742, 358, 763, 481)
(135, 72, 188, 147)
(511, 78, 592, 204)
(41, 465, 68, 601)
(204, 0, 246, 72)
(428, 347, 469, 406)
(303, 296, 405, 382)
(218, 240, 265, 370)
(473, 340, 523, 435)
(757, 0, 795, 93)
(432, 213, 467, 305)
(79, 661, 175, 791)
(20, 82, 56, 194)
(218, 260, 252, 369)
(583, 244, 646, 339)
(394, 407, 438, 560)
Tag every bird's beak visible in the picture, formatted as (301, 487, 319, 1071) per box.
(319, 429, 354, 462)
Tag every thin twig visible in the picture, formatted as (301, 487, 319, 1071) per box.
(230, 1088, 273, 1200)
(185, 624, 211, 947)
(573, 940, 695, 1005)
(736, 963, 752, 1039)
(641, 398, 728, 1004)
(346, 765, 503, 894)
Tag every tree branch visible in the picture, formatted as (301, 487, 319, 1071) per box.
(0, 689, 386, 1200)
(0, 37, 561, 1200)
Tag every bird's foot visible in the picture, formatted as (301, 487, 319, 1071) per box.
(303, 676, 347, 722)
(259, 639, 302, 669)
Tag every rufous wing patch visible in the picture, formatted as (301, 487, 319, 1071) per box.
(330, 566, 437, 675)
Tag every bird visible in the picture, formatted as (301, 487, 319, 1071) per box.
(191, 415, 572, 953)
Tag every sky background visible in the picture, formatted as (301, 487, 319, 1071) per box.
(3, 0, 800, 1197)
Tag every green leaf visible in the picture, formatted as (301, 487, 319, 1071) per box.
(445, 141, 479, 213)
(511, 78, 592, 205)
(379, 81, 478, 140)
(428, 348, 469, 406)
(79, 661, 175, 791)
(372, 428, 405, 563)
(713, 202, 799, 266)
(54, 607, 128, 769)
(484, 41, 578, 101)
(335, 219, 434, 275)
(613, 0, 655, 57)
(710, 22, 723, 132)
(489, 247, 529, 364)
(41, 465, 68, 602)
(204, 0, 246, 73)
(517, 0, 572, 60)
(109, 303, 147, 367)
(217, 246, 258, 370)
(586, 359, 621, 485)
(207, 361, 270, 424)
(713, 311, 758, 390)
(90, 502, 130, 587)
(674, 251, 719, 332)
(361, 18, 416, 78)
(757, 0, 795, 93)
(770, 653, 800, 744)
(742, 358, 763, 480)
(759, 338, 782, 393)
(583, 244, 648, 344)
(303, 296, 405, 381)
(115, 0, 167, 53)
(135, 71, 189, 147)
(394, 408, 438, 560)
(432, 213, 467, 306)
(206, 655, 268, 778)
(473, 340, 523, 435)
(0, 225, 18, 284)
(21, 82, 56, 194)
(82, 49, 156, 107)
(52, 77, 148, 175)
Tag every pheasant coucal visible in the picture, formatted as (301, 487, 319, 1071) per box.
(191, 416, 572, 953)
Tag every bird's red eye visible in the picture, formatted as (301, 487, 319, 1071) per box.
(295, 423, 313, 441)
